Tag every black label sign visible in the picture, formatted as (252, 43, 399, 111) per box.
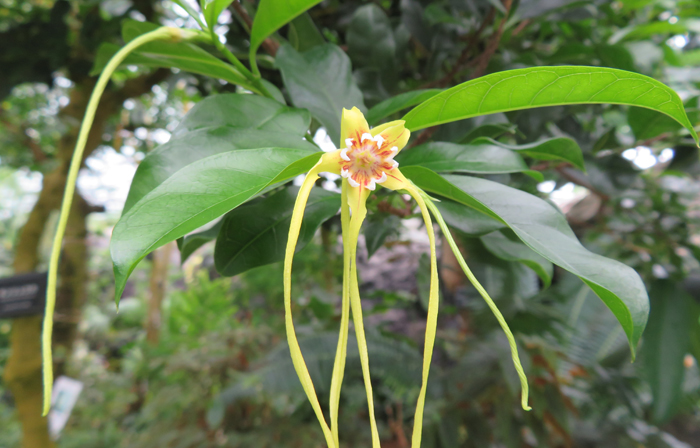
(0, 272, 47, 318)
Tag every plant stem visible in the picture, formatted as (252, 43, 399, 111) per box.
(209, 28, 272, 98)
(424, 196, 531, 412)
(41, 26, 189, 416)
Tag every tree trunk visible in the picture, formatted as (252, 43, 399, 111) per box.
(3, 166, 69, 448)
(146, 243, 173, 345)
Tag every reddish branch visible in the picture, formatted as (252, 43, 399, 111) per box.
(556, 165, 610, 201)
(425, 0, 515, 88)
(469, 0, 513, 79)
(406, 126, 437, 150)
(424, 8, 496, 88)
(377, 194, 414, 218)
(230, 1, 279, 56)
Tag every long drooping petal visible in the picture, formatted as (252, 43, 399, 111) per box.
(347, 186, 382, 448)
(284, 166, 335, 448)
(402, 185, 440, 448)
(329, 180, 352, 446)
(425, 196, 531, 412)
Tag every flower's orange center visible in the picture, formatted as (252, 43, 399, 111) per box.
(340, 133, 398, 190)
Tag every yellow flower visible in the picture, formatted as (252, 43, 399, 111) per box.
(283, 107, 529, 448)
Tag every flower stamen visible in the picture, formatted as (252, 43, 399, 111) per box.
(340, 129, 400, 190)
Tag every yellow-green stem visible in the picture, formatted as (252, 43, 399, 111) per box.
(250, 48, 261, 80)
(403, 186, 439, 448)
(42, 26, 187, 416)
(209, 28, 272, 98)
(329, 180, 352, 446)
(347, 190, 381, 448)
(284, 169, 335, 447)
(424, 196, 531, 412)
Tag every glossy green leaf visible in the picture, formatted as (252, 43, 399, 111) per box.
(172, 93, 311, 136)
(124, 94, 314, 213)
(215, 187, 339, 277)
(288, 13, 325, 52)
(276, 44, 366, 144)
(643, 280, 693, 423)
(689, 300, 700, 368)
(434, 199, 505, 237)
(124, 128, 316, 214)
(402, 166, 649, 356)
(250, 0, 323, 58)
(179, 219, 225, 264)
(347, 4, 397, 90)
(347, 4, 395, 67)
(111, 150, 322, 304)
(366, 89, 442, 126)
(364, 213, 401, 258)
(596, 44, 636, 72)
(628, 107, 683, 141)
(470, 137, 585, 171)
(481, 231, 553, 288)
(203, 0, 233, 28)
(90, 21, 265, 95)
(397, 141, 541, 180)
(460, 123, 517, 144)
(402, 66, 699, 145)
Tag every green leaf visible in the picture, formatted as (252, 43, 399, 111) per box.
(397, 141, 542, 180)
(215, 187, 339, 276)
(628, 107, 683, 141)
(111, 149, 322, 304)
(402, 166, 649, 357)
(366, 89, 443, 126)
(172, 93, 311, 136)
(179, 219, 225, 264)
(609, 21, 691, 44)
(123, 94, 314, 213)
(276, 43, 366, 144)
(481, 230, 554, 288)
(364, 213, 401, 259)
(203, 0, 233, 28)
(250, 0, 323, 58)
(643, 280, 693, 424)
(596, 44, 636, 72)
(402, 66, 699, 145)
(434, 199, 505, 237)
(288, 12, 325, 52)
(460, 123, 517, 144)
(347, 4, 396, 88)
(91, 21, 266, 95)
(689, 300, 700, 368)
(470, 137, 585, 171)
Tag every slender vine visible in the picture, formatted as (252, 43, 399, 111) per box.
(41, 26, 198, 416)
